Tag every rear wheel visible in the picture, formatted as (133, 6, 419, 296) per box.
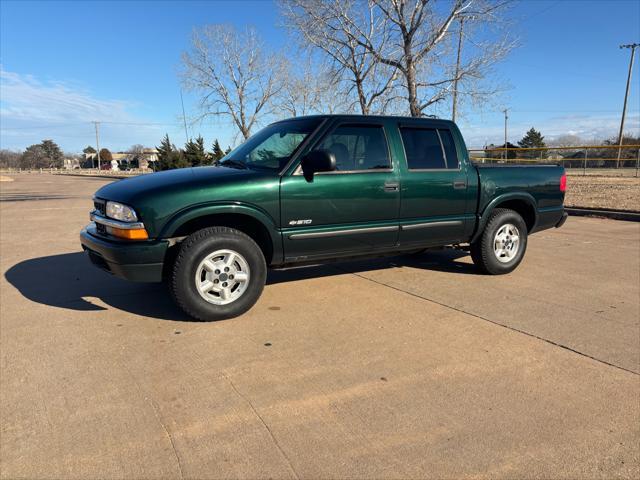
(169, 227, 266, 321)
(470, 208, 528, 275)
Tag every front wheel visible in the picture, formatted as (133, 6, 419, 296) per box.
(470, 208, 528, 275)
(169, 227, 266, 321)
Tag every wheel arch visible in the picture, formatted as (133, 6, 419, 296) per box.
(160, 204, 282, 266)
(471, 193, 538, 243)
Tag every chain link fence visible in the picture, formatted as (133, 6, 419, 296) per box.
(468, 144, 640, 177)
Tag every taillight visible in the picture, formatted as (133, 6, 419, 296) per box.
(560, 173, 567, 192)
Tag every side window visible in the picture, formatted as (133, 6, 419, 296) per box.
(315, 125, 390, 171)
(400, 128, 446, 169)
(438, 129, 460, 169)
(246, 132, 307, 168)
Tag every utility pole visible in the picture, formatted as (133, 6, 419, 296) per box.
(616, 43, 639, 167)
(502, 108, 508, 161)
(451, 17, 465, 123)
(93, 121, 101, 170)
(180, 89, 189, 143)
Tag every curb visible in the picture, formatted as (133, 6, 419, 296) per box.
(566, 207, 640, 222)
(52, 173, 137, 180)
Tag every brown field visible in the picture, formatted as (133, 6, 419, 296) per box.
(564, 174, 640, 211)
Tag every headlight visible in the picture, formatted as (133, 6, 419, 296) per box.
(106, 201, 139, 222)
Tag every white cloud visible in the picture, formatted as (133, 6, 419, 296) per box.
(0, 68, 131, 124)
(0, 68, 177, 152)
(460, 112, 640, 148)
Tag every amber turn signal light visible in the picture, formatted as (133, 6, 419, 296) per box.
(106, 226, 149, 240)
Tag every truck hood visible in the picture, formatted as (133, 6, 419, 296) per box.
(94, 166, 280, 237)
(95, 166, 270, 205)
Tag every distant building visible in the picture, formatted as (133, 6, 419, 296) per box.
(63, 157, 80, 169)
(83, 148, 158, 170)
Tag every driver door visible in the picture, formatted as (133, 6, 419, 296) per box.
(280, 121, 400, 263)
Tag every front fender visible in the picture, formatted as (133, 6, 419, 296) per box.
(470, 192, 538, 244)
(159, 202, 283, 264)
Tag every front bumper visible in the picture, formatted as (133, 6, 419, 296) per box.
(80, 223, 168, 282)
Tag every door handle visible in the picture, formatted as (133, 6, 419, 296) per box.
(384, 182, 399, 192)
(453, 181, 467, 189)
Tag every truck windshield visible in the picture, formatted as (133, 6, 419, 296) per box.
(221, 118, 323, 172)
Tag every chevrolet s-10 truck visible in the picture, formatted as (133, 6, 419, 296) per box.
(81, 115, 567, 320)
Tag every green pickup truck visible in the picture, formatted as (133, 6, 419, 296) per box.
(81, 115, 567, 320)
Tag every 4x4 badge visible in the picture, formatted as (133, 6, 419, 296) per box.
(289, 219, 312, 225)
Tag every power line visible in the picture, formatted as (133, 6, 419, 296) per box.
(1, 121, 183, 130)
(0, 123, 91, 130)
(99, 121, 183, 127)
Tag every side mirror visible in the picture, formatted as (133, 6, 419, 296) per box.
(301, 149, 336, 180)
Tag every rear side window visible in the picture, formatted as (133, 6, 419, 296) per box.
(438, 129, 460, 169)
(400, 127, 459, 170)
(315, 124, 390, 171)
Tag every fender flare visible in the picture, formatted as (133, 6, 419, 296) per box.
(159, 202, 283, 263)
(470, 192, 538, 244)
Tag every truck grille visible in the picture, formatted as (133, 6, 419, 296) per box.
(93, 198, 106, 215)
(93, 198, 107, 235)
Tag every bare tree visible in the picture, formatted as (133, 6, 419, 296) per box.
(276, 57, 351, 116)
(282, 0, 513, 118)
(182, 25, 284, 140)
(281, 0, 400, 115)
(0, 149, 23, 169)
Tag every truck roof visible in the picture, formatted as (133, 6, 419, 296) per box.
(272, 114, 456, 126)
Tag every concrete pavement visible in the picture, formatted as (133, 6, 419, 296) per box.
(1, 174, 638, 479)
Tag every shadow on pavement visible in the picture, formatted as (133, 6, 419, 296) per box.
(267, 248, 478, 284)
(5, 249, 478, 321)
(4, 252, 192, 321)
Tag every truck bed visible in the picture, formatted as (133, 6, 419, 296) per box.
(472, 163, 566, 233)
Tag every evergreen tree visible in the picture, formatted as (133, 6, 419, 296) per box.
(22, 144, 49, 168)
(211, 139, 225, 165)
(171, 149, 190, 169)
(224, 146, 232, 155)
(21, 140, 63, 168)
(156, 134, 189, 170)
(82, 146, 97, 167)
(518, 127, 547, 159)
(185, 135, 208, 166)
(40, 139, 64, 167)
(156, 134, 173, 169)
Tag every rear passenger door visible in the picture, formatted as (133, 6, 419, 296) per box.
(397, 124, 470, 246)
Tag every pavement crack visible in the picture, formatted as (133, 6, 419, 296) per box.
(146, 396, 185, 480)
(224, 373, 300, 479)
(339, 267, 640, 377)
(121, 363, 185, 479)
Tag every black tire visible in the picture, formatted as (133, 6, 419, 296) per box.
(169, 226, 266, 321)
(470, 208, 528, 275)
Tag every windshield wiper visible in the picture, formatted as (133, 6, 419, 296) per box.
(220, 159, 248, 170)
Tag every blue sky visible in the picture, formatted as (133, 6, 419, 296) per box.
(1, 0, 639, 152)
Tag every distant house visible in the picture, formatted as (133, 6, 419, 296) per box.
(137, 148, 158, 170)
(63, 157, 80, 169)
